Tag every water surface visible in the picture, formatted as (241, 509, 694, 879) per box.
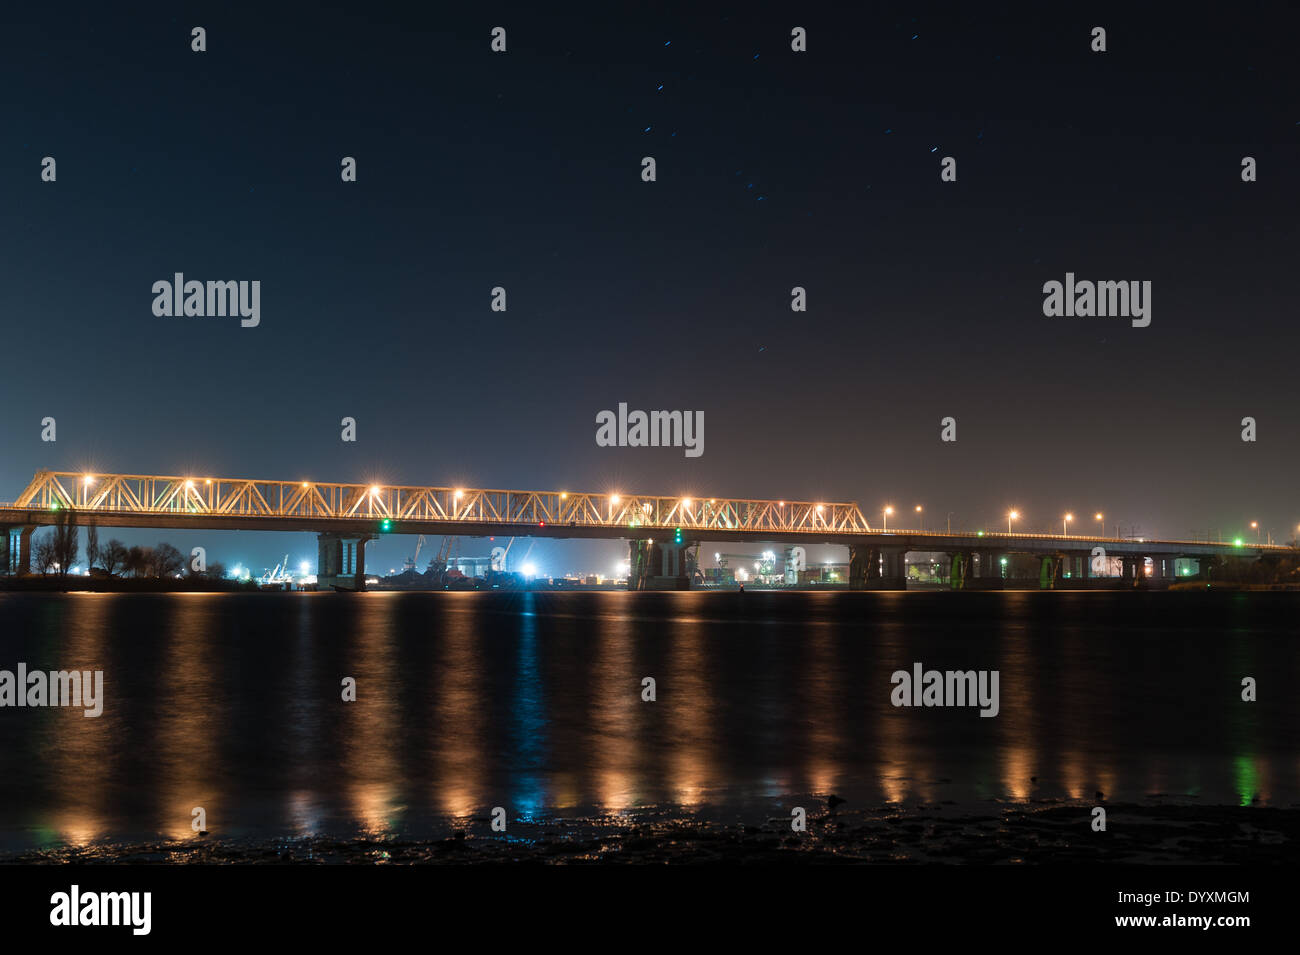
(0, 590, 1295, 852)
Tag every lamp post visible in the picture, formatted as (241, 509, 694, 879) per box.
(1008, 510, 1018, 534)
(1063, 513, 1073, 536)
(1095, 513, 1104, 539)
(883, 506, 893, 532)
(915, 505, 923, 531)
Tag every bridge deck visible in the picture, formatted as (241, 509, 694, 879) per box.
(2, 471, 1293, 558)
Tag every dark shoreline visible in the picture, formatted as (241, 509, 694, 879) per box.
(4, 803, 1296, 865)
(5, 581, 1298, 594)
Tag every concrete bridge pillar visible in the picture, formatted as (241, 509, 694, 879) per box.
(850, 544, 905, 589)
(966, 551, 1003, 589)
(848, 544, 877, 589)
(628, 539, 650, 590)
(316, 532, 373, 591)
(1120, 555, 1145, 587)
(1039, 554, 1064, 589)
(2, 526, 35, 576)
(627, 539, 691, 590)
(880, 547, 908, 589)
(948, 552, 970, 590)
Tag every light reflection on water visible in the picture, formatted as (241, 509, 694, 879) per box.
(0, 589, 1295, 850)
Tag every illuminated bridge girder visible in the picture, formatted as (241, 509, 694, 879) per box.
(7, 471, 873, 536)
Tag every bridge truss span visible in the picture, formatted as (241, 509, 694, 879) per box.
(8, 470, 874, 536)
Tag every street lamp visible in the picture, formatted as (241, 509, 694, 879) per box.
(1063, 512, 1073, 536)
(883, 505, 894, 531)
(1251, 521, 1259, 544)
(1008, 510, 1018, 534)
(1095, 513, 1104, 538)
(915, 504, 923, 531)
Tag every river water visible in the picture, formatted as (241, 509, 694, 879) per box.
(0, 590, 1295, 853)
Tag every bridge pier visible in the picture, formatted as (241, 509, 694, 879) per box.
(1039, 554, 1064, 589)
(1057, 551, 1101, 588)
(627, 539, 692, 590)
(948, 551, 971, 589)
(962, 550, 1003, 589)
(316, 532, 373, 591)
(848, 544, 906, 589)
(880, 546, 908, 589)
(1120, 555, 1146, 587)
(1, 526, 35, 576)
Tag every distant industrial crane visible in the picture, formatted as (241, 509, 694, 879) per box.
(430, 536, 458, 575)
(261, 554, 291, 584)
(404, 535, 427, 573)
(489, 537, 515, 572)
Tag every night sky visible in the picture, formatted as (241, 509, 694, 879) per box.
(3, 3, 1297, 575)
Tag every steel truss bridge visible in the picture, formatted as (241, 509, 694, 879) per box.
(2, 470, 1295, 589)
(1, 470, 870, 536)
